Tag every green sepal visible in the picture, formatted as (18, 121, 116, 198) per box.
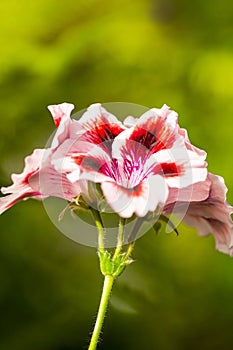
(98, 251, 115, 275)
(112, 256, 134, 277)
(98, 251, 134, 278)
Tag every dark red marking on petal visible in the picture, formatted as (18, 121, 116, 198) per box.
(82, 117, 124, 146)
(72, 153, 120, 181)
(130, 125, 158, 150)
(4, 190, 41, 210)
(72, 155, 102, 171)
(54, 117, 62, 128)
(159, 162, 183, 177)
(131, 183, 144, 197)
(129, 117, 175, 153)
(99, 158, 124, 183)
(23, 168, 39, 184)
(72, 154, 86, 166)
(149, 162, 183, 178)
(99, 162, 116, 179)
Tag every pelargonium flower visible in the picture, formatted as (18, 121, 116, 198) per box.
(1, 101, 232, 257)
(1, 101, 233, 350)
(52, 104, 207, 218)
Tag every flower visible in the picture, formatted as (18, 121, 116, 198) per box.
(56, 104, 207, 218)
(164, 173, 233, 256)
(1, 101, 232, 256)
(0, 103, 208, 218)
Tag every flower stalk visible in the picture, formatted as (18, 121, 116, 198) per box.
(90, 208, 105, 253)
(88, 274, 115, 350)
(113, 217, 126, 260)
(88, 215, 135, 349)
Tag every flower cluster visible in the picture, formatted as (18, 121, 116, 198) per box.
(1, 103, 232, 255)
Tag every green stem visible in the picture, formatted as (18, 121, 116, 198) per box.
(113, 217, 126, 260)
(123, 217, 144, 261)
(124, 241, 135, 261)
(88, 275, 115, 350)
(91, 208, 105, 253)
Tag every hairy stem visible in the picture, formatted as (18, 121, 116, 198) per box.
(113, 217, 126, 260)
(91, 208, 105, 253)
(124, 241, 135, 261)
(88, 275, 114, 350)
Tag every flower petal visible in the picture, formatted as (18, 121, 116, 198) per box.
(52, 139, 115, 184)
(165, 173, 233, 256)
(48, 103, 82, 150)
(1, 149, 47, 195)
(101, 175, 168, 218)
(178, 127, 207, 158)
(123, 115, 138, 127)
(164, 178, 211, 207)
(0, 148, 48, 214)
(77, 103, 125, 147)
(34, 165, 80, 201)
(0, 188, 42, 215)
(112, 109, 182, 166)
(48, 103, 74, 128)
(150, 148, 207, 188)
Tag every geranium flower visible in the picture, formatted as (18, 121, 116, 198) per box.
(164, 173, 233, 256)
(55, 104, 208, 218)
(1, 101, 233, 350)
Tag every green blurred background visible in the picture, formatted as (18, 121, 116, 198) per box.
(1, 0, 233, 349)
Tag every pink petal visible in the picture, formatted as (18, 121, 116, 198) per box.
(112, 108, 182, 167)
(0, 187, 42, 215)
(48, 103, 74, 128)
(123, 116, 138, 127)
(32, 165, 80, 201)
(51, 137, 103, 174)
(101, 175, 168, 218)
(139, 105, 178, 129)
(123, 105, 178, 129)
(48, 104, 81, 150)
(77, 103, 125, 146)
(183, 210, 233, 256)
(165, 178, 211, 206)
(129, 116, 176, 153)
(52, 139, 114, 184)
(0, 149, 48, 214)
(150, 148, 207, 188)
(165, 173, 233, 256)
(1, 149, 46, 195)
(178, 127, 207, 158)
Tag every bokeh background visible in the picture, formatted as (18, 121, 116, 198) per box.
(1, 0, 233, 349)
